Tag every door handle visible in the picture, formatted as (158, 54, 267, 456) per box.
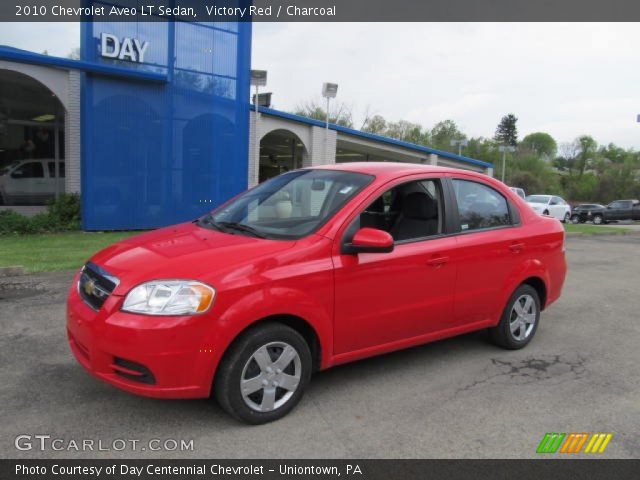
(427, 256, 449, 267)
(509, 243, 525, 253)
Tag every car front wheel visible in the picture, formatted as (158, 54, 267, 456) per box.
(214, 322, 312, 424)
(593, 214, 604, 225)
(489, 284, 541, 350)
(563, 212, 571, 223)
(571, 215, 581, 224)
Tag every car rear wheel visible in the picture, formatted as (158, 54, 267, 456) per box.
(571, 215, 581, 224)
(214, 322, 312, 424)
(593, 214, 604, 225)
(563, 212, 571, 223)
(489, 284, 541, 350)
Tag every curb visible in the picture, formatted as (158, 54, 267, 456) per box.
(0, 266, 25, 277)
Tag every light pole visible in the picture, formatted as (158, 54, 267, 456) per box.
(322, 82, 338, 162)
(250, 70, 267, 183)
(449, 138, 468, 156)
(498, 145, 516, 183)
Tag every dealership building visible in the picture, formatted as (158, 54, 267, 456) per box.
(0, 18, 493, 230)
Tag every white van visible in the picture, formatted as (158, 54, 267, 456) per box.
(0, 159, 65, 205)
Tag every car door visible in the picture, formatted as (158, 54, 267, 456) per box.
(449, 176, 523, 327)
(606, 201, 624, 221)
(549, 196, 564, 220)
(332, 175, 457, 355)
(5, 161, 47, 202)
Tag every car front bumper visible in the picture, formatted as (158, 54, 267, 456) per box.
(66, 275, 218, 399)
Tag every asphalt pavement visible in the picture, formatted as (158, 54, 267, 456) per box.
(1, 235, 638, 459)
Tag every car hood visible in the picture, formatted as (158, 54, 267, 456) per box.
(89, 222, 297, 295)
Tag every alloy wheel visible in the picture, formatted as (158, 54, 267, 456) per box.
(509, 294, 537, 341)
(240, 341, 301, 412)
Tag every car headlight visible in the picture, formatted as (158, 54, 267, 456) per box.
(122, 280, 215, 315)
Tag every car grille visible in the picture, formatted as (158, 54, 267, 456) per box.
(78, 262, 119, 310)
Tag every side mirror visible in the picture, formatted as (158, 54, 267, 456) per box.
(343, 228, 394, 254)
(607, 205, 612, 209)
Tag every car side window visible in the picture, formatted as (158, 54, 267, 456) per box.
(357, 179, 444, 242)
(452, 179, 511, 231)
(609, 201, 622, 209)
(11, 162, 43, 179)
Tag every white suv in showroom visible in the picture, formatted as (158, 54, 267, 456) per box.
(525, 194, 572, 222)
(0, 159, 64, 205)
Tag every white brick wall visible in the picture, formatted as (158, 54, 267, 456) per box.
(310, 125, 337, 166)
(65, 70, 81, 193)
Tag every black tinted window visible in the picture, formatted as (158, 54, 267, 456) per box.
(11, 162, 43, 179)
(453, 179, 511, 231)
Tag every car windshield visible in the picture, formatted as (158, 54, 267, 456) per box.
(0, 162, 19, 175)
(526, 195, 550, 204)
(198, 169, 373, 240)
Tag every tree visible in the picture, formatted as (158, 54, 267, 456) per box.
(575, 135, 598, 177)
(494, 114, 518, 146)
(361, 114, 387, 135)
(293, 100, 353, 128)
(520, 132, 557, 158)
(430, 120, 466, 151)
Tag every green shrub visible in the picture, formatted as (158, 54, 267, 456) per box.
(0, 194, 81, 235)
(47, 193, 81, 226)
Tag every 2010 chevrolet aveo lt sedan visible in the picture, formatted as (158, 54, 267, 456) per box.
(67, 163, 567, 424)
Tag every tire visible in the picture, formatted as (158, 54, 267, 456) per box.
(593, 214, 603, 225)
(563, 212, 571, 223)
(571, 215, 580, 224)
(543, 210, 549, 216)
(489, 284, 541, 350)
(214, 322, 312, 424)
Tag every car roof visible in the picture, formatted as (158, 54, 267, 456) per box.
(306, 161, 484, 179)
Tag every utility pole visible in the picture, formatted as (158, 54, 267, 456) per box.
(498, 145, 516, 183)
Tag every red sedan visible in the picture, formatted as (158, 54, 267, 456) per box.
(67, 163, 567, 423)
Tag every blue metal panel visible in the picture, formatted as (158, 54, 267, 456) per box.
(81, 9, 251, 230)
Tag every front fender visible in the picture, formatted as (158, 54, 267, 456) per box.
(195, 282, 333, 395)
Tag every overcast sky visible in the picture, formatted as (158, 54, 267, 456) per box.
(2, 22, 639, 148)
(253, 23, 640, 149)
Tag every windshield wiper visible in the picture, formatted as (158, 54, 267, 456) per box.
(196, 214, 220, 231)
(217, 221, 268, 238)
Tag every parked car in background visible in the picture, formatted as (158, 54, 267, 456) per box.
(67, 163, 567, 424)
(0, 158, 65, 205)
(598, 199, 640, 223)
(525, 194, 571, 222)
(509, 187, 526, 199)
(571, 204, 606, 224)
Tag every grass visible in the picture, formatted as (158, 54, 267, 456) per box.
(564, 223, 631, 235)
(0, 232, 138, 273)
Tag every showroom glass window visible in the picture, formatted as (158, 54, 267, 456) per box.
(357, 179, 444, 242)
(452, 179, 511, 231)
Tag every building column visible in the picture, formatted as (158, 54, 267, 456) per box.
(65, 70, 81, 194)
(248, 110, 260, 188)
(429, 153, 438, 166)
(310, 125, 337, 166)
(486, 167, 494, 177)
